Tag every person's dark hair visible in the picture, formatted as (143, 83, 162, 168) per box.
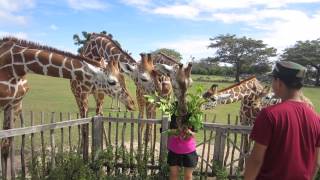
(274, 76, 303, 90)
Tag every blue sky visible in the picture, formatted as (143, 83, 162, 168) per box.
(1, 0, 320, 63)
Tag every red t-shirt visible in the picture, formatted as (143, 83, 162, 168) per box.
(250, 100, 320, 180)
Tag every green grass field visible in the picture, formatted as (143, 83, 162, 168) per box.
(0, 74, 319, 127)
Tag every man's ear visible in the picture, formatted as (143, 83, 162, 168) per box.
(119, 62, 136, 75)
(155, 63, 173, 76)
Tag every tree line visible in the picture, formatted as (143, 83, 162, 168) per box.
(73, 31, 320, 86)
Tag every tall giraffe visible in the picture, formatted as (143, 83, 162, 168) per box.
(202, 76, 271, 125)
(81, 33, 169, 120)
(76, 33, 136, 115)
(0, 37, 134, 174)
(155, 62, 193, 129)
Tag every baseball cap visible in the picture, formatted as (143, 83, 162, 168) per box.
(270, 61, 307, 83)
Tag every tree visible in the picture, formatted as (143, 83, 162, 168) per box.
(73, 31, 120, 53)
(208, 34, 277, 82)
(281, 39, 320, 86)
(151, 48, 182, 62)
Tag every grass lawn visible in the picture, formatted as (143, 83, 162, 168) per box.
(0, 74, 319, 127)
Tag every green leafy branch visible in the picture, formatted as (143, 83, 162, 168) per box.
(144, 85, 208, 132)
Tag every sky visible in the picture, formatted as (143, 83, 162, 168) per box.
(1, 0, 320, 63)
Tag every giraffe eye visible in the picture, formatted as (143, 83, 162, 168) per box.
(107, 80, 117, 86)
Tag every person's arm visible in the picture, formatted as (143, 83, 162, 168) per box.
(244, 142, 267, 180)
(313, 147, 320, 180)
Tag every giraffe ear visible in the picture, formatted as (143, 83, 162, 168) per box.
(211, 84, 218, 94)
(99, 58, 107, 68)
(184, 63, 192, 76)
(119, 62, 136, 75)
(155, 63, 173, 76)
(147, 53, 153, 65)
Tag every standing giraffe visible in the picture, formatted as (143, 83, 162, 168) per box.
(0, 37, 134, 174)
(202, 76, 272, 170)
(202, 76, 271, 125)
(77, 33, 136, 115)
(81, 33, 170, 120)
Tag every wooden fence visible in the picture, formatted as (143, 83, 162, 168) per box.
(0, 111, 252, 179)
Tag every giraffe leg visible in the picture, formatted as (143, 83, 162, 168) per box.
(136, 88, 145, 132)
(1, 105, 15, 179)
(144, 102, 155, 152)
(93, 91, 105, 116)
(78, 93, 89, 162)
(72, 87, 90, 161)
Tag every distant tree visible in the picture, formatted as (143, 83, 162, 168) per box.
(281, 39, 320, 86)
(73, 31, 120, 53)
(208, 34, 277, 82)
(152, 48, 182, 62)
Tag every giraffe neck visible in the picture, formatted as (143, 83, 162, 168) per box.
(154, 53, 179, 66)
(217, 78, 262, 104)
(0, 41, 103, 84)
(82, 36, 136, 65)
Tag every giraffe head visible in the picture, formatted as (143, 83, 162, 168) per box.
(86, 57, 135, 110)
(260, 88, 281, 107)
(155, 62, 193, 100)
(119, 53, 161, 94)
(202, 84, 232, 109)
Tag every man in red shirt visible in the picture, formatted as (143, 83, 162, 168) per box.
(244, 61, 320, 180)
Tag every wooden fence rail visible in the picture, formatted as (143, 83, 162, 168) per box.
(0, 111, 252, 179)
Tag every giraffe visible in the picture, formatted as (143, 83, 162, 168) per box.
(202, 76, 272, 125)
(76, 33, 136, 115)
(202, 76, 272, 170)
(0, 37, 135, 173)
(81, 33, 170, 120)
(155, 62, 193, 130)
(152, 52, 181, 98)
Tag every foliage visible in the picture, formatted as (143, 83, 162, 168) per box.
(47, 152, 96, 180)
(281, 39, 320, 86)
(26, 145, 168, 180)
(73, 31, 121, 53)
(185, 86, 207, 131)
(145, 85, 207, 132)
(208, 34, 276, 82)
(212, 160, 228, 180)
(151, 48, 183, 62)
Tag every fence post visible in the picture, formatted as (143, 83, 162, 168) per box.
(92, 116, 103, 160)
(213, 128, 226, 167)
(159, 115, 169, 164)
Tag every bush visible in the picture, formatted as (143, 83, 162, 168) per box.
(26, 146, 169, 180)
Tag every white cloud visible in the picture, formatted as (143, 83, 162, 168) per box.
(155, 37, 213, 63)
(67, 0, 108, 10)
(0, 31, 28, 39)
(153, 5, 200, 19)
(125, 0, 320, 59)
(121, 0, 151, 6)
(0, 0, 35, 26)
(260, 11, 320, 53)
(50, 24, 59, 31)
